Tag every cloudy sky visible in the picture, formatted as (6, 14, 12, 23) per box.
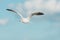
(0, 0, 60, 40)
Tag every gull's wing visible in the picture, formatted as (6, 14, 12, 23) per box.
(6, 9, 23, 18)
(6, 9, 16, 13)
(27, 12, 44, 20)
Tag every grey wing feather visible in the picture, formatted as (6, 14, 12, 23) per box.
(27, 12, 44, 20)
(6, 9, 16, 13)
(6, 9, 23, 18)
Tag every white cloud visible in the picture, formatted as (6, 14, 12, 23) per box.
(0, 19, 8, 25)
(24, 0, 45, 15)
(32, 0, 44, 8)
(24, 0, 60, 14)
(56, 2, 60, 11)
(24, 0, 44, 10)
(24, 1, 33, 10)
(44, 0, 57, 11)
(8, 0, 60, 15)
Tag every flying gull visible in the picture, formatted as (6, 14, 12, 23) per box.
(6, 9, 44, 24)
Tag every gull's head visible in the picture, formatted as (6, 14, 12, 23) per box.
(21, 18, 30, 23)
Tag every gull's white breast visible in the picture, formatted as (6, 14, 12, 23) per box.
(21, 18, 30, 23)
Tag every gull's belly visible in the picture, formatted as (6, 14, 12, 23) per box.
(21, 18, 29, 23)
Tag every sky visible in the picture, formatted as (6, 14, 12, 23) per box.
(0, 0, 60, 40)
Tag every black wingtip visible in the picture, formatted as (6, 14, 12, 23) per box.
(36, 12, 44, 15)
(6, 9, 16, 13)
(6, 9, 9, 10)
(6, 9, 11, 11)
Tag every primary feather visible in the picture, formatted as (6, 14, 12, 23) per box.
(6, 9, 16, 13)
(32, 12, 44, 16)
(6, 9, 23, 18)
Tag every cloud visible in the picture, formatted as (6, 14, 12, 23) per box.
(44, 0, 57, 11)
(56, 2, 60, 11)
(0, 19, 8, 25)
(24, 0, 60, 14)
(8, 0, 60, 14)
(24, 1, 33, 10)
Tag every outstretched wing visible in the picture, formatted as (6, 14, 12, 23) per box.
(27, 12, 44, 20)
(6, 9, 23, 18)
(6, 9, 17, 13)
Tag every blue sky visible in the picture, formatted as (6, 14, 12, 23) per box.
(0, 0, 60, 40)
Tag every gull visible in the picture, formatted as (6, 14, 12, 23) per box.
(6, 9, 44, 24)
